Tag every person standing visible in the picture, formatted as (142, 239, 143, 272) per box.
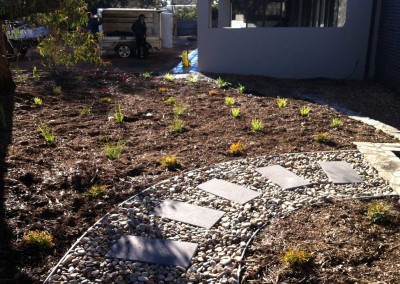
(87, 12, 103, 34)
(131, 14, 148, 58)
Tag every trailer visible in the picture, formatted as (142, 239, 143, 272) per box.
(98, 8, 164, 58)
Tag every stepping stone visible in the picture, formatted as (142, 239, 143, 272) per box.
(197, 178, 261, 205)
(319, 161, 364, 184)
(256, 165, 311, 189)
(106, 235, 198, 267)
(150, 199, 225, 229)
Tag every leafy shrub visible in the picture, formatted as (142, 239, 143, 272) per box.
(164, 73, 174, 82)
(331, 118, 343, 128)
(22, 230, 53, 249)
(87, 184, 107, 198)
(277, 97, 287, 108)
(38, 122, 55, 143)
(173, 104, 186, 116)
(281, 249, 312, 267)
(251, 118, 264, 132)
(228, 142, 245, 156)
(164, 97, 176, 105)
(314, 132, 332, 143)
(53, 85, 62, 94)
(103, 141, 125, 160)
(34, 97, 43, 106)
(142, 72, 152, 78)
(216, 77, 231, 88)
(299, 106, 311, 116)
(169, 118, 185, 133)
(231, 108, 241, 119)
(114, 100, 124, 123)
(225, 97, 235, 106)
(172, 6, 197, 20)
(161, 155, 180, 170)
(367, 200, 392, 224)
(238, 83, 246, 93)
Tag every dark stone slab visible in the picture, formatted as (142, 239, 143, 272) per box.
(197, 178, 261, 205)
(150, 199, 225, 229)
(256, 165, 311, 189)
(319, 161, 364, 184)
(106, 235, 198, 267)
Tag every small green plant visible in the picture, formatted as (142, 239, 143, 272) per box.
(173, 104, 186, 116)
(81, 105, 92, 116)
(299, 106, 311, 116)
(231, 108, 241, 119)
(87, 184, 107, 198)
(251, 118, 264, 132)
(367, 200, 392, 224)
(164, 97, 176, 105)
(331, 118, 343, 128)
(53, 85, 62, 94)
(38, 122, 55, 144)
(228, 142, 245, 156)
(169, 118, 185, 133)
(100, 97, 112, 103)
(281, 248, 312, 267)
(164, 73, 175, 82)
(22, 230, 54, 249)
(216, 77, 231, 88)
(314, 132, 332, 143)
(32, 66, 40, 80)
(277, 97, 288, 108)
(0, 103, 7, 129)
(187, 75, 198, 84)
(103, 141, 125, 160)
(238, 83, 246, 93)
(34, 97, 43, 106)
(225, 97, 235, 106)
(114, 100, 124, 123)
(142, 72, 152, 79)
(161, 155, 180, 170)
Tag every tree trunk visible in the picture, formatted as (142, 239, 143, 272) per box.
(0, 27, 15, 93)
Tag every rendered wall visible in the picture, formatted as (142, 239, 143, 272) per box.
(197, 0, 374, 79)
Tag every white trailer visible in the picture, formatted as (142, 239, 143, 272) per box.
(98, 8, 164, 58)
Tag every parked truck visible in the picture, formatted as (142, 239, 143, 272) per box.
(98, 8, 164, 58)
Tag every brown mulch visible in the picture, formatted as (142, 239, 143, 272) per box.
(0, 66, 398, 283)
(242, 196, 400, 284)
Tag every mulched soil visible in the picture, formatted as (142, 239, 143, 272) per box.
(242, 196, 400, 284)
(0, 66, 398, 283)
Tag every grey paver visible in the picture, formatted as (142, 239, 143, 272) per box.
(197, 178, 261, 205)
(106, 235, 198, 267)
(256, 165, 311, 189)
(150, 199, 225, 229)
(319, 161, 364, 184)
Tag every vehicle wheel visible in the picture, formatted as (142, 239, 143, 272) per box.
(116, 45, 131, 58)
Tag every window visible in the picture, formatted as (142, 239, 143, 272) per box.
(211, 0, 347, 28)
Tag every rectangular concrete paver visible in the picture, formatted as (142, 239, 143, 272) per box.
(150, 199, 225, 229)
(106, 235, 198, 267)
(197, 178, 261, 205)
(256, 165, 311, 189)
(319, 161, 364, 184)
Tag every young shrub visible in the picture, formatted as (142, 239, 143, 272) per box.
(367, 200, 392, 224)
(187, 75, 198, 84)
(114, 100, 124, 123)
(169, 118, 185, 133)
(216, 77, 231, 88)
(34, 97, 43, 106)
(299, 106, 311, 116)
(314, 132, 332, 143)
(281, 248, 312, 267)
(251, 118, 264, 132)
(100, 97, 112, 103)
(238, 83, 246, 94)
(38, 122, 55, 144)
(22, 230, 54, 250)
(81, 105, 91, 116)
(161, 155, 180, 170)
(277, 97, 288, 108)
(103, 141, 125, 160)
(87, 184, 107, 198)
(331, 118, 343, 128)
(53, 85, 62, 95)
(228, 142, 245, 156)
(225, 97, 235, 106)
(142, 72, 152, 79)
(173, 104, 186, 116)
(164, 97, 176, 105)
(164, 73, 174, 82)
(231, 108, 241, 119)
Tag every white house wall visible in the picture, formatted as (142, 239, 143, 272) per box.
(197, 0, 374, 79)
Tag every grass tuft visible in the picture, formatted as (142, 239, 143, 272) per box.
(164, 73, 174, 82)
(87, 184, 107, 198)
(114, 100, 124, 123)
(251, 118, 264, 132)
(299, 106, 311, 116)
(281, 248, 312, 267)
(225, 97, 235, 106)
(169, 118, 185, 133)
(38, 122, 55, 143)
(34, 97, 43, 106)
(22, 230, 53, 249)
(331, 118, 343, 128)
(103, 141, 125, 160)
(367, 200, 392, 224)
(231, 108, 241, 119)
(277, 97, 288, 108)
(216, 77, 231, 88)
(161, 155, 180, 170)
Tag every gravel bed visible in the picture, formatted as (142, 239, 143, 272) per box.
(46, 150, 394, 284)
